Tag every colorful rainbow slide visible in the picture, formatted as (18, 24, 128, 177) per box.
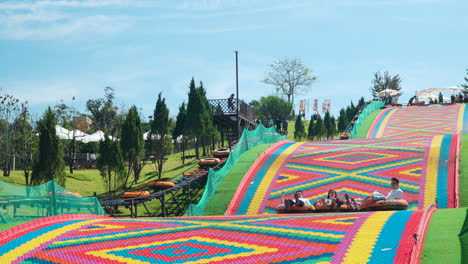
(1, 103, 467, 263)
(226, 136, 459, 215)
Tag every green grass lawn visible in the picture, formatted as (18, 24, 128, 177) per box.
(1, 151, 199, 197)
(421, 208, 467, 264)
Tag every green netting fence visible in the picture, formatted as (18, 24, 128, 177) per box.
(349, 100, 385, 139)
(185, 124, 287, 216)
(0, 180, 105, 223)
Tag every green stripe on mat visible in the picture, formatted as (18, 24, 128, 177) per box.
(459, 135, 468, 207)
(420, 208, 467, 264)
(353, 109, 383, 139)
(203, 143, 274, 216)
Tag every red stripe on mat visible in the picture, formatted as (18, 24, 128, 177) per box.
(0, 214, 110, 247)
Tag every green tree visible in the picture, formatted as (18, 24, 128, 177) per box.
(358, 97, 365, 110)
(197, 82, 216, 156)
(330, 116, 337, 138)
(86, 87, 122, 136)
(294, 114, 305, 141)
(173, 102, 188, 163)
(314, 115, 325, 141)
(323, 111, 332, 140)
(31, 107, 66, 186)
(460, 69, 468, 90)
(185, 78, 204, 158)
(249, 96, 292, 123)
(0, 93, 22, 176)
(369, 71, 402, 97)
(120, 106, 144, 187)
(263, 58, 317, 108)
(149, 93, 173, 179)
(338, 108, 348, 132)
(307, 118, 315, 141)
(53, 97, 80, 174)
(12, 106, 36, 185)
(97, 136, 125, 196)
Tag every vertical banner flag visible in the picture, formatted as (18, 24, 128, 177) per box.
(322, 99, 330, 113)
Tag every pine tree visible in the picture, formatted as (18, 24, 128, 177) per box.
(197, 82, 216, 155)
(294, 114, 305, 141)
(120, 105, 143, 187)
(31, 107, 66, 186)
(338, 108, 348, 132)
(307, 117, 315, 141)
(173, 102, 187, 163)
(314, 116, 325, 141)
(185, 78, 203, 158)
(323, 111, 331, 140)
(97, 136, 125, 195)
(330, 116, 337, 139)
(149, 93, 173, 179)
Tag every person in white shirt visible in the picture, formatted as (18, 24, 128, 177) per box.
(282, 190, 311, 209)
(354, 177, 403, 210)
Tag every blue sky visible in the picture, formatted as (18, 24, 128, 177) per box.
(1, 0, 467, 121)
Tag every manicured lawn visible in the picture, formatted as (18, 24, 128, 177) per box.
(0, 151, 199, 197)
(421, 208, 466, 264)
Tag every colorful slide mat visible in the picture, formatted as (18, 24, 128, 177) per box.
(0, 211, 423, 264)
(226, 136, 459, 216)
(367, 104, 468, 139)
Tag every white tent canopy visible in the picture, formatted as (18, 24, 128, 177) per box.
(55, 125, 89, 141)
(81, 130, 114, 143)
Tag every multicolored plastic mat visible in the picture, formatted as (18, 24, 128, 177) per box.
(0, 211, 421, 264)
(226, 136, 458, 215)
(367, 104, 468, 139)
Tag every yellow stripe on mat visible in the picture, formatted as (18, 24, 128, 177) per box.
(375, 108, 397, 138)
(423, 135, 442, 208)
(0, 219, 103, 263)
(342, 211, 394, 263)
(246, 142, 302, 215)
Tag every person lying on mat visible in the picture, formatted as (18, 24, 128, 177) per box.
(346, 177, 403, 210)
(314, 189, 344, 209)
(281, 190, 311, 209)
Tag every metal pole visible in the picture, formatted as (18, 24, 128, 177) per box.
(235, 50, 240, 140)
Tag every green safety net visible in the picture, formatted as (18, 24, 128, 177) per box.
(185, 124, 287, 216)
(349, 100, 385, 139)
(0, 180, 105, 223)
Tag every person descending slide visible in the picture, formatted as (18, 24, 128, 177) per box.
(345, 177, 403, 211)
(281, 190, 311, 209)
(314, 189, 344, 209)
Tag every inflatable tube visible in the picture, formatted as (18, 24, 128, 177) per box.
(314, 204, 354, 213)
(212, 148, 231, 158)
(275, 204, 315, 214)
(148, 181, 176, 190)
(339, 132, 350, 140)
(121, 191, 150, 198)
(198, 158, 221, 167)
(361, 199, 408, 211)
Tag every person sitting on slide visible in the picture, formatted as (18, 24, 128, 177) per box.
(346, 177, 403, 210)
(282, 190, 311, 209)
(314, 189, 344, 209)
